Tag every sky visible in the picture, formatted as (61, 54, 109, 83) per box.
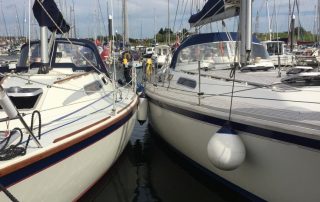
(0, 0, 317, 39)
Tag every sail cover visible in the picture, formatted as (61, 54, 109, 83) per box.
(33, 0, 70, 34)
(188, 0, 240, 27)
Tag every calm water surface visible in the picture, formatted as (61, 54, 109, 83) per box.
(79, 122, 248, 202)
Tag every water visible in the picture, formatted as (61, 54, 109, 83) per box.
(79, 122, 248, 202)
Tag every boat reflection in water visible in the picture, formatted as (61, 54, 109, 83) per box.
(79, 122, 247, 202)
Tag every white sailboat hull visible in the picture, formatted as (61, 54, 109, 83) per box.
(269, 55, 295, 66)
(147, 90, 320, 202)
(0, 103, 137, 202)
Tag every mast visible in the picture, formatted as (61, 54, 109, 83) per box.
(14, 5, 22, 38)
(317, 0, 320, 42)
(167, 0, 170, 45)
(240, 0, 252, 65)
(255, 11, 259, 34)
(0, 0, 9, 40)
(93, 8, 97, 42)
(154, 8, 156, 44)
(122, 0, 128, 46)
(97, 0, 107, 40)
(107, 0, 113, 39)
(40, 27, 49, 66)
(23, 1, 27, 41)
(70, 0, 76, 38)
(312, 5, 318, 41)
(288, 0, 291, 38)
(108, 15, 113, 39)
(266, 0, 272, 40)
(290, 15, 295, 52)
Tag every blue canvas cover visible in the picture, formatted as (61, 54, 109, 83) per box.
(33, 0, 70, 34)
(188, 0, 225, 24)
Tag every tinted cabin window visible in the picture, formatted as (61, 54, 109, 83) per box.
(18, 44, 41, 66)
(163, 49, 168, 55)
(177, 77, 197, 89)
(55, 43, 97, 66)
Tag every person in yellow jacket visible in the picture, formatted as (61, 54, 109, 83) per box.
(146, 58, 153, 79)
(123, 51, 132, 84)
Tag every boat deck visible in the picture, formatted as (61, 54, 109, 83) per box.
(184, 68, 285, 86)
(148, 68, 320, 140)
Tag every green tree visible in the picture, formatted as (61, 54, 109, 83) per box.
(164, 28, 173, 34)
(158, 28, 165, 35)
(294, 26, 307, 35)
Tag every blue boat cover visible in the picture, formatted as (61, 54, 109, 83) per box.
(188, 0, 225, 24)
(171, 32, 260, 68)
(33, 0, 70, 34)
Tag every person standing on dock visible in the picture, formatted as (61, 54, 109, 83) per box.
(123, 50, 132, 84)
(100, 42, 110, 63)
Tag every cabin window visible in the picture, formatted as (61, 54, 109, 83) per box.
(176, 41, 269, 69)
(55, 43, 97, 67)
(266, 42, 283, 55)
(163, 49, 168, 55)
(84, 81, 102, 95)
(18, 44, 41, 66)
(177, 77, 197, 89)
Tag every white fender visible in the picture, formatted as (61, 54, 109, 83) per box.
(137, 96, 148, 125)
(207, 125, 246, 171)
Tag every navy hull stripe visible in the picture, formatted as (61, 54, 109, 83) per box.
(0, 109, 135, 188)
(148, 96, 320, 150)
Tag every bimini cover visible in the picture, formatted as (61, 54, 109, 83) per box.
(188, 0, 240, 27)
(33, 0, 70, 34)
(170, 32, 260, 69)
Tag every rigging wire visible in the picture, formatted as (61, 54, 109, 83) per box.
(97, 0, 108, 37)
(179, 0, 189, 34)
(172, 0, 180, 34)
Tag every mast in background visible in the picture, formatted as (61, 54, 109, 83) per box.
(167, 0, 170, 45)
(266, 0, 272, 40)
(154, 8, 156, 45)
(290, 15, 295, 52)
(317, 0, 320, 42)
(14, 5, 22, 39)
(72, 0, 76, 38)
(0, 0, 9, 41)
(122, 0, 128, 47)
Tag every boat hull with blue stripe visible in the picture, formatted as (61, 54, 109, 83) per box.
(0, 36, 139, 201)
(146, 32, 320, 201)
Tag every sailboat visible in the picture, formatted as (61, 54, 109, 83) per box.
(261, 40, 296, 66)
(145, 0, 320, 201)
(0, 0, 139, 201)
